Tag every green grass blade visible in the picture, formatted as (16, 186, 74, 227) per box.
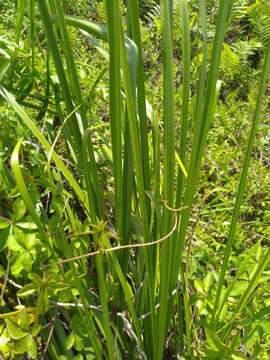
(104, 0, 123, 234)
(176, 0, 191, 206)
(126, 0, 150, 194)
(171, 0, 233, 287)
(157, 0, 175, 357)
(37, 0, 82, 158)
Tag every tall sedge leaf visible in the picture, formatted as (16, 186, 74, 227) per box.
(126, 0, 150, 195)
(158, 0, 175, 358)
(37, 0, 81, 159)
(176, 0, 191, 206)
(51, 2, 104, 209)
(171, 0, 233, 287)
(125, 3, 157, 353)
(104, 0, 123, 233)
(191, 0, 208, 167)
(118, 16, 158, 356)
(51, 0, 87, 130)
(118, 27, 149, 244)
(51, 4, 114, 355)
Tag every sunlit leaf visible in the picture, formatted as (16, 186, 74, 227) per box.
(0, 217, 11, 229)
(5, 319, 28, 340)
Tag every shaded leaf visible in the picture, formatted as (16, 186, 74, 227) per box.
(0, 226, 10, 252)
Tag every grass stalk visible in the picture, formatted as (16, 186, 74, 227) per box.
(171, 0, 232, 287)
(175, 0, 191, 206)
(104, 0, 123, 234)
(157, 0, 175, 358)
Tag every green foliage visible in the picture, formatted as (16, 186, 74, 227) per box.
(0, 0, 270, 359)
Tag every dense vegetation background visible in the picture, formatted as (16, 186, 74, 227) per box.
(0, 0, 270, 359)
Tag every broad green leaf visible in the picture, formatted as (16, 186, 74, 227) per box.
(19, 232, 36, 251)
(73, 355, 84, 360)
(85, 351, 95, 360)
(65, 332, 75, 350)
(74, 334, 84, 351)
(5, 319, 28, 340)
(13, 198, 26, 221)
(11, 252, 33, 276)
(15, 334, 37, 358)
(260, 319, 270, 333)
(31, 323, 41, 337)
(219, 302, 228, 322)
(203, 272, 214, 293)
(15, 221, 38, 230)
(230, 281, 248, 297)
(7, 234, 24, 252)
(0, 217, 11, 229)
(37, 288, 48, 314)
(0, 330, 9, 355)
(18, 310, 31, 331)
(26, 334, 37, 358)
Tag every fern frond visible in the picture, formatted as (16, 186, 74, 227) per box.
(248, 0, 270, 44)
(221, 43, 240, 77)
(232, 40, 262, 67)
(139, 0, 160, 23)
